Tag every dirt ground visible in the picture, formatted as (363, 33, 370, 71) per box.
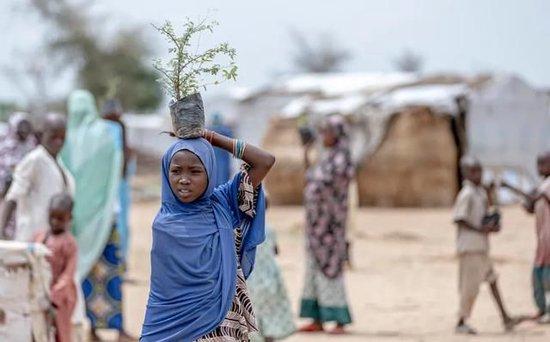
(121, 203, 550, 341)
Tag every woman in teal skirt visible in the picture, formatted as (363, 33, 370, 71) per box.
(299, 115, 354, 335)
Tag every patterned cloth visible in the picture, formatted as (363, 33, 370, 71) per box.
(0, 113, 36, 193)
(82, 225, 124, 330)
(248, 228, 295, 341)
(197, 229, 257, 341)
(304, 115, 354, 279)
(299, 250, 352, 325)
(197, 168, 259, 341)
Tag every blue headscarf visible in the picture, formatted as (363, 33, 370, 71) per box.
(141, 138, 265, 341)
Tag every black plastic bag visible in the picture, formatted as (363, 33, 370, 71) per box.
(298, 125, 315, 145)
(482, 212, 501, 230)
(169, 93, 205, 139)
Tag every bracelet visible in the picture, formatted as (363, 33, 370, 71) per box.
(232, 139, 247, 159)
(204, 130, 214, 143)
(235, 140, 246, 159)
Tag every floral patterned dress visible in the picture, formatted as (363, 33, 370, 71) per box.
(299, 115, 354, 325)
(198, 168, 259, 341)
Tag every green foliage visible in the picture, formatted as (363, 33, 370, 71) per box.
(28, 0, 163, 112)
(153, 18, 238, 101)
(0, 102, 18, 122)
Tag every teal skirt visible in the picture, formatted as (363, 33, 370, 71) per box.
(299, 251, 352, 325)
(533, 266, 550, 314)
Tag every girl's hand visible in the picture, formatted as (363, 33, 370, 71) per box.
(202, 129, 215, 144)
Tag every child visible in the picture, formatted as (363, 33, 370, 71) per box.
(140, 131, 275, 341)
(34, 193, 77, 342)
(453, 156, 515, 334)
(514, 151, 550, 323)
(248, 196, 296, 342)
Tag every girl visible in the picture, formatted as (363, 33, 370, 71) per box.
(141, 130, 275, 341)
(299, 115, 354, 335)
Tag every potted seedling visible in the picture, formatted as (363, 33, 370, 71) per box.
(153, 18, 238, 138)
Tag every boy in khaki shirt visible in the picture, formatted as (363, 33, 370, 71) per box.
(453, 157, 515, 334)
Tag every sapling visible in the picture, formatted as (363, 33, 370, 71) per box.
(153, 18, 237, 138)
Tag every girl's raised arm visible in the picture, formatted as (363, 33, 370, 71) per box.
(203, 130, 275, 188)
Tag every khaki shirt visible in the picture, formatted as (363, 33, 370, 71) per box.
(6, 145, 75, 242)
(453, 180, 489, 254)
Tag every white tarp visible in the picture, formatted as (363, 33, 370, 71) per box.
(467, 74, 550, 185)
(0, 241, 52, 342)
(234, 73, 419, 148)
(376, 84, 468, 115)
(123, 113, 174, 157)
(281, 94, 368, 118)
(276, 72, 418, 97)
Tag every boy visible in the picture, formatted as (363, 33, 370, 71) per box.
(34, 193, 77, 342)
(0, 113, 75, 241)
(521, 151, 550, 323)
(453, 156, 515, 334)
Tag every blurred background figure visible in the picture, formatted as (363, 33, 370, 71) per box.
(299, 115, 354, 335)
(0, 113, 72, 242)
(0, 112, 36, 239)
(61, 90, 134, 341)
(102, 98, 136, 267)
(248, 196, 296, 342)
(208, 112, 234, 187)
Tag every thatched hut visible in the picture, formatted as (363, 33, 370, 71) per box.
(262, 104, 465, 207)
(262, 117, 306, 205)
(258, 79, 469, 207)
(357, 106, 461, 207)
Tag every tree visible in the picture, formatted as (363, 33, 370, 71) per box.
(290, 30, 351, 73)
(2, 48, 53, 113)
(27, 0, 162, 112)
(393, 49, 424, 73)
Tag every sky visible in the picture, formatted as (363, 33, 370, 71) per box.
(1, 0, 550, 106)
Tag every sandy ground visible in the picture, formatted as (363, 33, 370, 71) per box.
(121, 203, 550, 341)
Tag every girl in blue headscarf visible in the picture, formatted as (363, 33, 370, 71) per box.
(141, 129, 275, 342)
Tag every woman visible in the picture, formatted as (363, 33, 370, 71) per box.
(0, 112, 36, 239)
(140, 129, 275, 341)
(299, 115, 354, 334)
(60, 90, 133, 341)
(101, 98, 136, 265)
